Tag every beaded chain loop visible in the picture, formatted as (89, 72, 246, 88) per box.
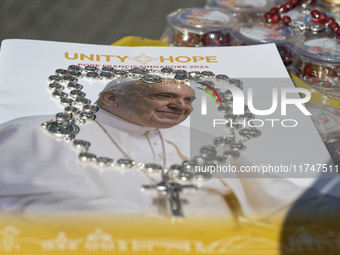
(264, 0, 340, 36)
(42, 66, 261, 181)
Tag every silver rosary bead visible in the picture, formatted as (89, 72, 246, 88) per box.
(48, 83, 63, 91)
(96, 157, 114, 167)
(55, 69, 68, 76)
(229, 79, 243, 90)
(64, 106, 79, 116)
(70, 90, 85, 99)
(130, 67, 148, 77)
(52, 90, 66, 100)
(84, 66, 98, 73)
(75, 98, 90, 105)
(213, 136, 235, 148)
(100, 72, 114, 80)
(230, 142, 246, 152)
(55, 112, 72, 121)
(223, 150, 240, 161)
(73, 139, 90, 151)
(142, 74, 163, 83)
(48, 75, 62, 83)
(101, 66, 114, 73)
(217, 105, 232, 114)
(61, 98, 74, 107)
(224, 113, 238, 122)
(69, 71, 83, 79)
(239, 128, 261, 139)
(67, 82, 82, 91)
(68, 65, 82, 72)
(194, 172, 212, 182)
(114, 70, 128, 78)
(166, 164, 182, 178)
(174, 73, 188, 83)
(79, 111, 95, 122)
(63, 75, 78, 84)
(199, 145, 217, 159)
(117, 159, 136, 168)
(182, 160, 196, 172)
(85, 72, 99, 81)
(174, 70, 188, 76)
(160, 67, 174, 75)
(192, 156, 206, 166)
(189, 71, 201, 78)
(78, 152, 96, 163)
(82, 104, 98, 113)
(177, 171, 194, 182)
(216, 74, 229, 81)
(201, 71, 214, 79)
(222, 98, 233, 105)
(143, 163, 163, 173)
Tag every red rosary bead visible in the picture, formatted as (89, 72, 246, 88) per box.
(325, 17, 336, 25)
(282, 16, 292, 25)
(291, 0, 300, 5)
(265, 0, 339, 37)
(318, 13, 327, 22)
(304, 66, 313, 76)
(330, 22, 339, 32)
(311, 10, 320, 18)
(264, 12, 272, 21)
(279, 5, 288, 13)
(270, 7, 279, 14)
(272, 14, 281, 23)
(285, 1, 294, 10)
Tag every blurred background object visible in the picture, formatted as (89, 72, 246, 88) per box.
(0, 0, 206, 45)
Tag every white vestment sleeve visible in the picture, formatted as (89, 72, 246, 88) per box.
(0, 116, 156, 218)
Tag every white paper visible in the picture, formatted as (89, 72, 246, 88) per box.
(0, 39, 336, 189)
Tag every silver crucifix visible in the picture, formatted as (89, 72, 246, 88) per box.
(141, 170, 197, 219)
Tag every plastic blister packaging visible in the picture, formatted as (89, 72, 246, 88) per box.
(205, 0, 282, 22)
(231, 22, 298, 66)
(292, 34, 340, 92)
(161, 8, 234, 47)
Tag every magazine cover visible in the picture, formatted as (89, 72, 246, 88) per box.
(0, 39, 339, 255)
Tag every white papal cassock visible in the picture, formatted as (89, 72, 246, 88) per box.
(0, 108, 304, 222)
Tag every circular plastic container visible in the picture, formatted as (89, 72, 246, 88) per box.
(231, 22, 298, 66)
(292, 36, 340, 91)
(161, 8, 234, 47)
(205, 0, 281, 22)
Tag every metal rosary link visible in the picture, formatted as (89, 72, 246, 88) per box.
(42, 66, 263, 219)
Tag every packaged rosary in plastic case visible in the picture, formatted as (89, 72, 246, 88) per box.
(160, 8, 234, 47)
(292, 32, 340, 92)
(306, 101, 340, 165)
(230, 22, 298, 66)
(205, 0, 282, 22)
(288, 0, 340, 30)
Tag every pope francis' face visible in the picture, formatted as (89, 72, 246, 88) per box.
(100, 82, 195, 128)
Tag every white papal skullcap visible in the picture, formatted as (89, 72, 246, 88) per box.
(102, 77, 135, 91)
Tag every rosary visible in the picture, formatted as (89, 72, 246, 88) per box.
(42, 66, 261, 219)
(265, 0, 340, 36)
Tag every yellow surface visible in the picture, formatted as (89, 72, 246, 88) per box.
(0, 216, 282, 255)
(290, 73, 340, 110)
(112, 36, 169, 47)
